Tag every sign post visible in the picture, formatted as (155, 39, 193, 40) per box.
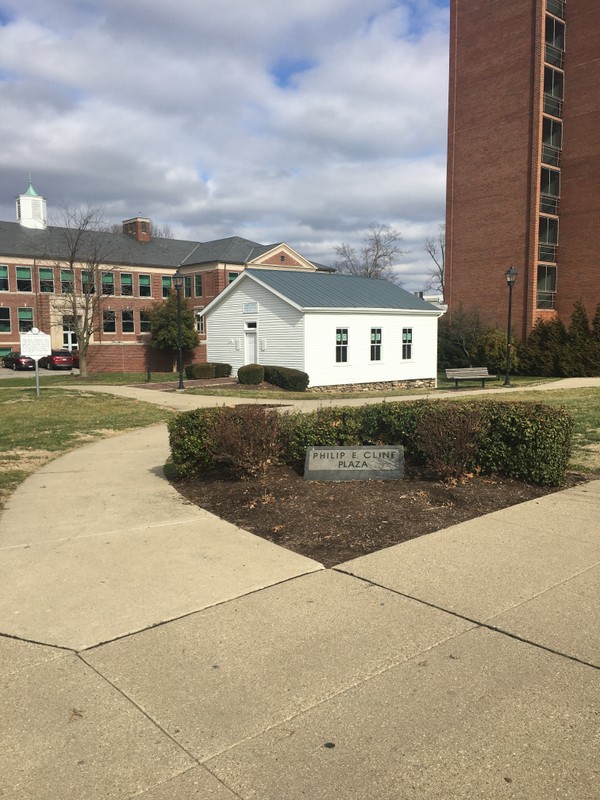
(20, 328, 52, 397)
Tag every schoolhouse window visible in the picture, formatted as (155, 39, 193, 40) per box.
(336, 328, 348, 363)
(402, 328, 413, 360)
(370, 328, 382, 361)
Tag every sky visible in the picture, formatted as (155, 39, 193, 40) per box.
(0, 0, 450, 291)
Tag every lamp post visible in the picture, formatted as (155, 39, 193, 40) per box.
(503, 266, 518, 387)
(172, 269, 185, 390)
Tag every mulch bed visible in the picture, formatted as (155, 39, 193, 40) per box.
(174, 466, 587, 567)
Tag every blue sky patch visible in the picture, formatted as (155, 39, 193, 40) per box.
(271, 57, 317, 89)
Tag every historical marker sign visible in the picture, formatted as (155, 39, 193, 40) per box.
(20, 329, 51, 360)
(304, 446, 404, 482)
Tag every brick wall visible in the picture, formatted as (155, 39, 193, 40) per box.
(555, 0, 600, 322)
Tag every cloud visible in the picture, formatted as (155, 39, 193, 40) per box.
(0, 0, 449, 290)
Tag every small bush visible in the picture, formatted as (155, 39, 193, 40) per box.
(213, 362, 232, 378)
(263, 365, 309, 392)
(205, 405, 284, 479)
(413, 402, 488, 481)
(185, 362, 216, 379)
(168, 408, 222, 477)
(238, 363, 264, 384)
(185, 362, 233, 379)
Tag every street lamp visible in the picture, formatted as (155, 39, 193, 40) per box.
(503, 266, 518, 387)
(172, 269, 185, 390)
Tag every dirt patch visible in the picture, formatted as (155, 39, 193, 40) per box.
(174, 466, 588, 567)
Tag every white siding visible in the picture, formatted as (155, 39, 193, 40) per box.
(205, 279, 304, 375)
(304, 311, 439, 386)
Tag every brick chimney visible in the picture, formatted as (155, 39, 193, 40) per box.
(122, 217, 151, 242)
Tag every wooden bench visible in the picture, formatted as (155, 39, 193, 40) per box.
(445, 367, 497, 389)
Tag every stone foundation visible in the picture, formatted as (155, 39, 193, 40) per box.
(307, 378, 436, 393)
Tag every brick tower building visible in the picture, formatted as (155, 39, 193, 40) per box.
(445, 0, 600, 339)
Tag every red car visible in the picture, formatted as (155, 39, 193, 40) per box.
(38, 350, 75, 370)
(2, 351, 35, 370)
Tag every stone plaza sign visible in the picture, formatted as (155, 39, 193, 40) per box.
(304, 446, 404, 482)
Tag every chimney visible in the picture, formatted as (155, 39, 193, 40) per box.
(122, 217, 151, 242)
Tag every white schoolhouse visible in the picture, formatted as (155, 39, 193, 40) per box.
(201, 269, 444, 390)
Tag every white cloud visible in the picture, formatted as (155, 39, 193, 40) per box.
(0, 0, 449, 290)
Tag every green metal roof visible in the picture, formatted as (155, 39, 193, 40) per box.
(245, 269, 439, 311)
(24, 181, 39, 197)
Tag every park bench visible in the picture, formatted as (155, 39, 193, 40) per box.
(445, 367, 497, 389)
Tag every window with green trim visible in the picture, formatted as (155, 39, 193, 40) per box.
(39, 268, 54, 293)
(228, 271, 240, 284)
(0, 307, 10, 333)
(120, 273, 133, 296)
(140, 310, 151, 332)
(121, 309, 134, 333)
(81, 271, 95, 294)
(194, 274, 203, 296)
(101, 272, 115, 295)
(402, 328, 413, 360)
(370, 328, 382, 361)
(184, 276, 192, 298)
(103, 310, 116, 333)
(0, 265, 8, 291)
(61, 269, 74, 293)
(139, 274, 151, 297)
(336, 328, 348, 363)
(17, 267, 32, 292)
(18, 307, 33, 332)
(162, 276, 171, 298)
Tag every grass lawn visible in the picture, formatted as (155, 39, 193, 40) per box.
(0, 371, 179, 388)
(0, 387, 173, 508)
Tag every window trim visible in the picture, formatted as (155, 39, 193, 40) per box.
(0, 265, 9, 291)
(0, 306, 11, 333)
(101, 271, 115, 296)
(16, 266, 33, 293)
(18, 307, 34, 332)
(139, 310, 151, 333)
(102, 310, 116, 333)
(161, 276, 172, 298)
(138, 274, 152, 297)
(121, 309, 135, 333)
(402, 327, 413, 360)
(370, 327, 382, 361)
(336, 327, 349, 363)
(120, 272, 133, 296)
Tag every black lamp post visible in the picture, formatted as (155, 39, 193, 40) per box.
(503, 266, 518, 387)
(172, 269, 185, 390)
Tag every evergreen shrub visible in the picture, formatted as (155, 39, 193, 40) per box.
(237, 363, 264, 384)
(185, 362, 215, 379)
(263, 365, 309, 392)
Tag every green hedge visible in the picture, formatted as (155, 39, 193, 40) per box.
(169, 400, 573, 486)
(238, 363, 264, 384)
(263, 365, 309, 392)
(185, 362, 232, 379)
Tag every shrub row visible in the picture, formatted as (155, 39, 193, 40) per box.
(168, 399, 573, 485)
(237, 363, 309, 391)
(185, 362, 232, 379)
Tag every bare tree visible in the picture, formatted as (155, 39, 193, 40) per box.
(425, 223, 445, 295)
(50, 207, 113, 378)
(151, 221, 174, 239)
(334, 223, 404, 282)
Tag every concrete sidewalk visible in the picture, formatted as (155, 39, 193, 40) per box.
(1, 384, 599, 798)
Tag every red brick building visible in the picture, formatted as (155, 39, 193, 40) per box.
(0, 184, 324, 371)
(445, 0, 600, 339)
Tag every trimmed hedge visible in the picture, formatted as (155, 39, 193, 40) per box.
(168, 399, 573, 486)
(263, 365, 309, 392)
(238, 363, 264, 384)
(185, 362, 232, 379)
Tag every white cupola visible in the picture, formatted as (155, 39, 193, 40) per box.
(16, 181, 47, 229)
